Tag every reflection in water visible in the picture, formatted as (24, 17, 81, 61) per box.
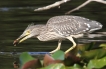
(0, 7, 35, 11)
(0, 52, 49, 56)
(13, 61, 19, 69)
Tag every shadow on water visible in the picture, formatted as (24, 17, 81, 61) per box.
(0, 0, 106, 68)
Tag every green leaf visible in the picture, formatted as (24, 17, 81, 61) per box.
(41, 63, 83, 69)
(87, 56, 106, 69)
(73, 64, 82, 68)
(66, 64, 83, 69)
(52, 50, 64, 60)
(19, 52, 42, 69)
(100, 43, 106, 48)
(20, 52, 35, 65)
(40, 63, 65, 69)
(80, 48, 106, 60)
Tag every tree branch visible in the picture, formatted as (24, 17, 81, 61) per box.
(65, 0, 92, 14)
(65, 0, 106, 14)
(34, 0, 106, 14)
(34, 0, 70, 11)
(93, 0, 106, 4)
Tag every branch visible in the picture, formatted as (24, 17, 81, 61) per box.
(34, 0, 106, 14)
(65, 0, 92, 14)
(65, 0, 106, 14)
(93, 0, 106, 4)
(34, 0, 70, 11)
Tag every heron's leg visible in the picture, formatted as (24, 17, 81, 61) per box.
(65, 36, 76, 54)
(49, 40, 62, 53)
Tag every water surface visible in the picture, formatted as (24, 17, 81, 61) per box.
(0, 0, 106, 68)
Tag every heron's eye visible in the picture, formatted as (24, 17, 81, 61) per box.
(27, 30, 30, 34)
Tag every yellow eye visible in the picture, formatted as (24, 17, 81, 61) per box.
(25, 30, 30, 35)
(27, 30, 30, 33)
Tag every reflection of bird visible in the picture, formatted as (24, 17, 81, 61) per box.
(13, 15, 102, 54)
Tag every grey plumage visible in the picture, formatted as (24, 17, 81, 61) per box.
(13, 15, 103, 54)
(47, 16, 102, 36)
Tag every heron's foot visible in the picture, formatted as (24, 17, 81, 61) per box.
(49, 48, 60, 54)
(65, 45, 76, 54)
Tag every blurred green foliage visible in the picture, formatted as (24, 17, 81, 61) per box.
(19, 43, 106, 69)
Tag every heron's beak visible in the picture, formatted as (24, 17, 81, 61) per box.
(13, 32, 30, 46)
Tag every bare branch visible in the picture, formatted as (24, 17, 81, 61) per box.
(34, 0, 106, 14)
(34, 0, 70, 11)
(65, 0, 92, 14)
(93, 0, 106, 4)
(66, 0, 106, 14)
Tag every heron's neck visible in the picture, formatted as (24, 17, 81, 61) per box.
(35, 25, 46, 35)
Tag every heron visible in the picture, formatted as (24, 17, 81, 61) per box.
(13, 15, 102, 54)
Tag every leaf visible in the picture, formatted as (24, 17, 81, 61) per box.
(71, 43, 95, 57)
(19, 52, 42, 69)
(80, 48, 106, 60)
(87, 56, 106, 69)
(43, 54, 54, 66)
(52, 50, 64, 60)
(73, 64, 82, 68)
(66, 64, 83, 69)
(43, 54, 63, 66)
(40, 63, 65, 69)
(20, 52, 35, 65)
(22, 59, 42, 69)
(100, 43, 106, 48)
(41, 63, 83, 69)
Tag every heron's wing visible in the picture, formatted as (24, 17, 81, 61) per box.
(46, 16, 90, 36)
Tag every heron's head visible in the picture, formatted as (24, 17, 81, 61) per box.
(13, 23, 42, 46)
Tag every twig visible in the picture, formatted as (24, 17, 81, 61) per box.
(34, 0, 70, 11)
(65, 0, 92, 14)
(66, 0, 106, 14)
(34, 0, 106, 14)
(93, 0, 106, 4)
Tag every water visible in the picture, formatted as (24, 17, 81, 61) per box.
(0, 0, 106, 68)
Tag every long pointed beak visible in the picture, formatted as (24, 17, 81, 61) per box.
(13, 32, 30, 46)
(18, 35, 29, 43)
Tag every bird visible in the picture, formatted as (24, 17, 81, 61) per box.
(13, 15, 103, 54)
